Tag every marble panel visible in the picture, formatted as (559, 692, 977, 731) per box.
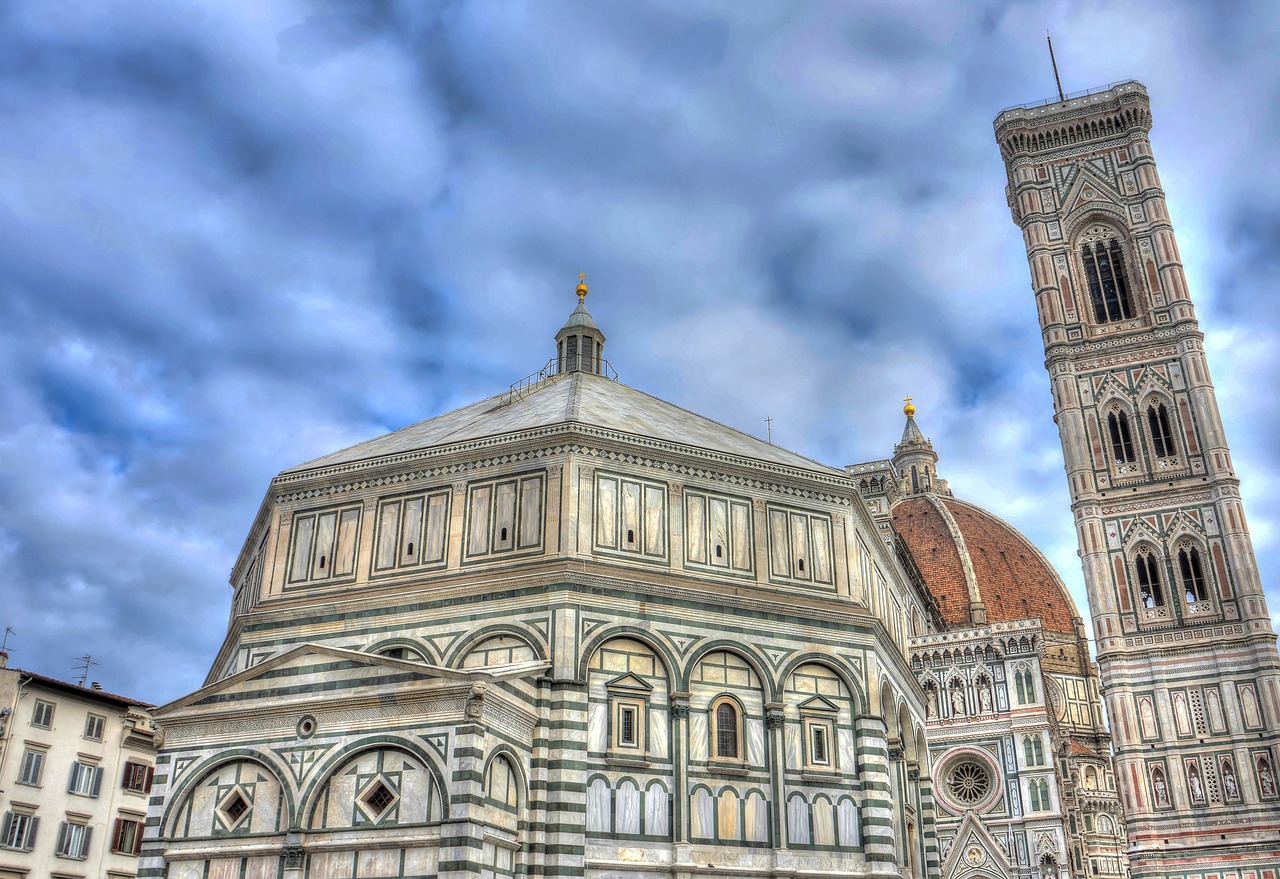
(747, 718, 766, 765)
(745, 790, 769, 842)
(645, 781, 670, 836)
(787, 794, 810, 845)
(588, 702, 607, 752)
(690, 713, 708, 762)
(401, 498, 424, 565)
(813, 796, 835, 845)
(837, 797, 858, 846)
(312, 511, 337, 578)
(643, 485, 665, 555)
(334, 508, 360, 576)
(587, 777, 610, 832)
(518, 476, 542, 548)
(649, 708, 668, 758)
(686, 494, 707, 564)
(692, 787, 714, 839)
(617, 780, 641, 834)
(717, 789, 741, 841)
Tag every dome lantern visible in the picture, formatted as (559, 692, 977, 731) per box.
(555, 273, 606, 374)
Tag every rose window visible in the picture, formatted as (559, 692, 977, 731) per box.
(947, 761, 991, 805)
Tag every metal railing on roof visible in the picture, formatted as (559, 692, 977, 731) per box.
(997, 80, 1143, 114)
(502, 357, 619, 406)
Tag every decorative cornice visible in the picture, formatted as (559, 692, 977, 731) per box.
(271, 429, 853, 508)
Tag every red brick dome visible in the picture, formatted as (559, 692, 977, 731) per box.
(891, 494, 1082, 638)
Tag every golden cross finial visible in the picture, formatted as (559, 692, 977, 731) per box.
(575, 272, 588, 301)
(903, 395, 916, 417)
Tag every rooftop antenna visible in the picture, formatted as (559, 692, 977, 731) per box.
(1, 627, 13, 653)
(72, 654, 98, 687)
(765, 416, 773, 444)
(1047, 32, 1065, 103)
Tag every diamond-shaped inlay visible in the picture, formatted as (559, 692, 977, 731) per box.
(217, 787, 251, 829)
(358, 776, 399, 821)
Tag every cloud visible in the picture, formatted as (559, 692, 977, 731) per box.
(0, 0, 1277, 702)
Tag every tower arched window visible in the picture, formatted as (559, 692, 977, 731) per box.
(1178, 545, 1208, 603)
(1081, 236, 1134, 323)
(1148, 402, 1176, 458)
(911, 465, 919, 493)
(1107, 411, 1136, 465)
(1134, 550, 1165, 608)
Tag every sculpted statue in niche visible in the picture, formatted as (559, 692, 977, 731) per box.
(978, 679, 993, 714)
(1151, 766, 1170, 807)
(1186, 760, 1205, 804)
(1257, 756, 1277, 799)
(950, 681, 966, 717)
(925, 683, 939, 720)
(1221, 757, 1240, 801)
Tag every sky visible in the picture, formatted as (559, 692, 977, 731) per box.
(1, 0, 1278, 704)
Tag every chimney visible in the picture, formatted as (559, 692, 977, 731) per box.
(90, 682, 103, 691)
(0, 651, 8, 669)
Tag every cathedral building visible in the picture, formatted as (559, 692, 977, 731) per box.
(853, 410, 1127, 879)
(132, 80, 1280, 879)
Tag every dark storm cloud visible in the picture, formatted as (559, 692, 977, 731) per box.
(1, 0, 1278, 702)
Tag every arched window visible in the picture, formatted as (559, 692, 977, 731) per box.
(1107, 411, 1136, 465)
(1028, 777, 1050, 812)
(713, 698, 741, 760)
(1014, 668, 1035, 706)
(1148, 402, 1176, 458)
(911, 466, 919, 493)
(1134, 550, 1165, 608)
(1178, 545, 1208, 602)
(1081, 236, 1133, 323)
(1023, 735, 1044, 766)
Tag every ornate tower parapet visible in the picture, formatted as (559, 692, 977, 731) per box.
(995, 82, 1280, 877)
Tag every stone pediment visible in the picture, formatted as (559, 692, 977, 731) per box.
(940, 811, 1014, 879)
(797, 695, 840, 713)
(605, 672, 654, 693)
(156, 643, 548, 718)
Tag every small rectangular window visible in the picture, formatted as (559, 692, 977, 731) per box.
(32, 700, 54, 728)
(1, 812, 38, 851)
(19, 750, 44, 786)
(56, 820, 91, 859)
(68, 761, 103, 797)
(85, 713, 105, 740)
(112, 818, 144, 856)
(619, 704, 638, 747)
(121, 761, 154, 793)
(811, 726, 829, 764)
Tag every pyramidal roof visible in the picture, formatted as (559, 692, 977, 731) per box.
(283, 370, 837, 476)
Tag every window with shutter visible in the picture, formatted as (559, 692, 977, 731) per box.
(2, 812, 39, 851)
(112, 818, 143, 855)
(56, 820, 91, 859)
(19, 750, 44, 786)
(68, 761, 103, 797)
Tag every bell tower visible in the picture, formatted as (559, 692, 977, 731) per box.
(994, 82, 1280, 877)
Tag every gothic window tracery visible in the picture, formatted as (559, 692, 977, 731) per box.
(1133, 548, 1165, 609)
(1078, 226, 1134, 323)
(1177, 543, 1209, 603)
(1107, 410, 1137, 466)
(1147, 401, 1177, 458)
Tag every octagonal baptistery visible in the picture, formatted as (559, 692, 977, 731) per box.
(849, 406, 1129, 879)
(141, 285, 944, 879)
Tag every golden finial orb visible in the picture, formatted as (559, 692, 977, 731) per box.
(575, 272, 588, 301)
(903, 395, 916, 418)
